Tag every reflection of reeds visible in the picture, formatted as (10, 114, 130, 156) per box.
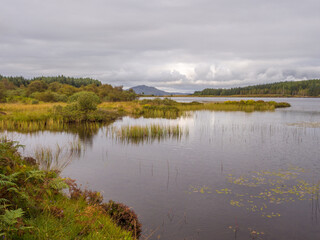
(288, 122, 320, 128)
(108, 124, 188, 144)
(34, 140, 83, 173)
(0, 119, 65, 132)
(0, 120, 103, 133)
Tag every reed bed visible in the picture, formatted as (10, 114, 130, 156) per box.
(108, 124, 188, 144)
(177, 100, 290, 112)
(99, 101, 141, 112)
(0, 100, 291, 134)
(0, 117, 105, 133)
(139, 108, 181, 119)
(33, 140, 84, 172)
(0, 119, 66, 132)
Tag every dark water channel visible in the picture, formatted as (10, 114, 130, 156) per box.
(9, 98, 320, 239)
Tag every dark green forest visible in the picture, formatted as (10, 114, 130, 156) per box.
(0, 75, 136, 103)
(194, 79, 320, 97)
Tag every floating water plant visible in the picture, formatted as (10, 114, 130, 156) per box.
(188, 166, 320, 219)
(218, 167, 320, 218)
(187, 185, 212, 194)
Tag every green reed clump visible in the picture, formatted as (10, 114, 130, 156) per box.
(270, 101, 291, 108)
(0, 119, 66, 132)
(109, 124, 188, 144)
(136, 104, 180, 119)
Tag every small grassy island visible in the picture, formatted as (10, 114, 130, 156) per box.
(0, 75, 292, 238)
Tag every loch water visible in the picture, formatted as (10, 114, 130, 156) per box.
(9, 98, 320, 239)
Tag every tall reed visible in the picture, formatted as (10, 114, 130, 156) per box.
(108, 124, 188, 144)
(33, 140, 83, 173)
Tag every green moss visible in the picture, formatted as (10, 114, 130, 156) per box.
(23, 197, 132, 240)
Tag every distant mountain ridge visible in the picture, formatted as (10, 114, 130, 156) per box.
(130, 85, 185, 96)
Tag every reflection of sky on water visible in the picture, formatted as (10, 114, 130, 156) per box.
(113, 114, 195, 128)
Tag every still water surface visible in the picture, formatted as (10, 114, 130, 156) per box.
(10, 98, 320, 239)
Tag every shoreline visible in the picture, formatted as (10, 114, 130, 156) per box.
(141, 94, 320, 98)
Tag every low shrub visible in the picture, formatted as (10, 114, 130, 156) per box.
(101, 200, 142, 239)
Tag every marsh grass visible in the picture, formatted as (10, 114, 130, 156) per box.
(34, 140, 84, 173)
(0, 102, 117, 132)
(108, 124, 188, 144)
(0, 119, 105, 134)
(100, 99, 290, 118)
(0, 99, 291, 133)
(177, 100, 290, 112)
(138, 105, 181, 119)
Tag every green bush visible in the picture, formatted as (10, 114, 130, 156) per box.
(32, 91, 56, 102)
(69, 91, 100, 112)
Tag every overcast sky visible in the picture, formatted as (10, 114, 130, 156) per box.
(1, 0, 320, 92)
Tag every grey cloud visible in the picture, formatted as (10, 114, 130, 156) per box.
(0, 0, 320, 92)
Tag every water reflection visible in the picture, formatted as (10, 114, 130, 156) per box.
(2, 98, 320, 240)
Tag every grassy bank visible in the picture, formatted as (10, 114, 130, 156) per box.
(177, 100, 290, 112)
(0, 101, 120, 132)
(0, 99, 291, 132)
(0, 138, 140, 239)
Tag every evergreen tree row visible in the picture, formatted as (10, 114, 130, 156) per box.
(194, 79, 320, 97)
(0, 75, 101, 87)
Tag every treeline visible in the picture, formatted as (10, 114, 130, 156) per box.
(194, 79, 320, 97)
(0, 75, 136, 103)
(1, 75, 102, 87)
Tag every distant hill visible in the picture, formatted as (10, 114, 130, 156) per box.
(130, 85, 185, 96)
(194, 79, 320, 97)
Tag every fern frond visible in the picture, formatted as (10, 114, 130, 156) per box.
(0, 180, 16, 188)
(49, 178, 69, 191)
(0, 208, 24, 225)
(25, 170, 45, 182)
